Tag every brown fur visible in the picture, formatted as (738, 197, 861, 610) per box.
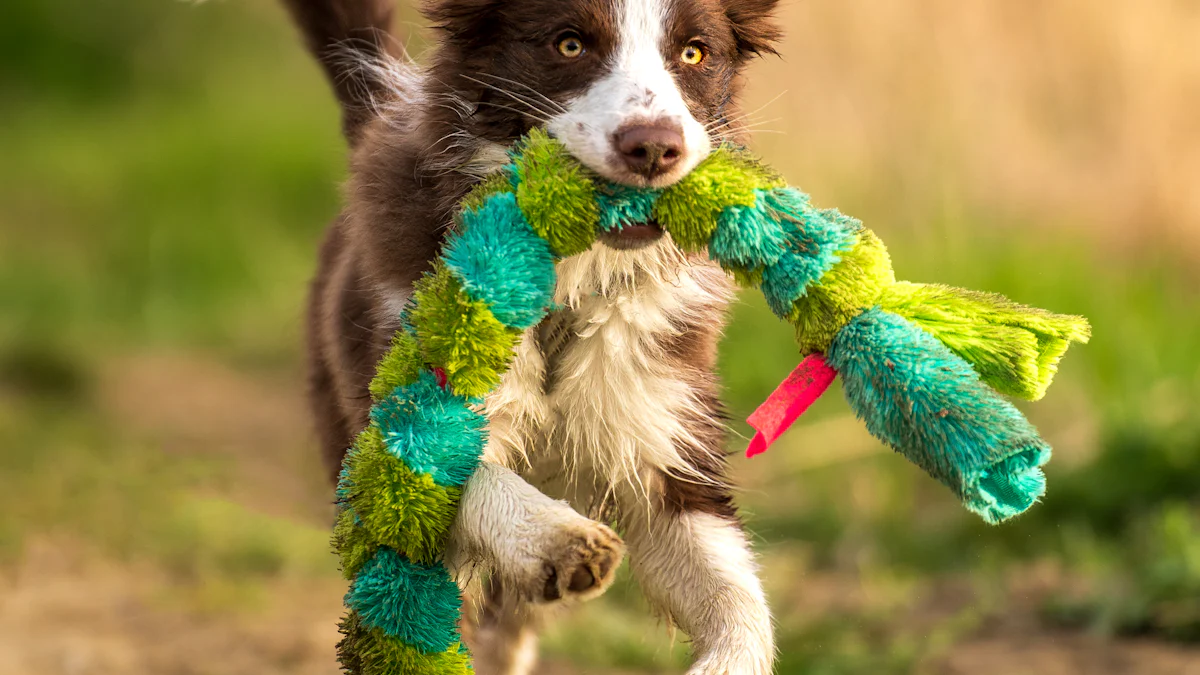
(296, 0, 781, 491)
(289, 1, 783, 670)
(280, 0, 403, 143)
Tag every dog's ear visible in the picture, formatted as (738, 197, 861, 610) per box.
(423, 0, 504, 43)
(724, 0, 783, 57)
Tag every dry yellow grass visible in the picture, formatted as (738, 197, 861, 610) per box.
(742, 0, 1200, 251)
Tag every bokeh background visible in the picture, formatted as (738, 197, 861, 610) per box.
(1, 1, 1198, 673)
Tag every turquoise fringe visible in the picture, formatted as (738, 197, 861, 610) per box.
(596, 183, 661, 233)
(370, 370, 486, 489)
(708, 189, 790, 271)
(444, 192, 557, 330)
(758, 188, 858, 317)
(345, 547, 463, 654)
(827, 308, 1050, 524)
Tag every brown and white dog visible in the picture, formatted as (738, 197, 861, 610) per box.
(282, 0, 781, 672)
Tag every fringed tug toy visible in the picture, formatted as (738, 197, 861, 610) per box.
(333, 128, 1090, 673)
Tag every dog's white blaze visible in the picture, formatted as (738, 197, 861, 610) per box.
(547, 0, 712, 187)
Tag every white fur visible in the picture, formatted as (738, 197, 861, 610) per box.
(547, 0, 712, 187)
(543, 239, 730, 492)
(481, 327, 550, 467)
(464, 240, 775, 675)
(623, 506, 775, 675)
(359, 3, 772, 671)
(448, 461, 622, 604)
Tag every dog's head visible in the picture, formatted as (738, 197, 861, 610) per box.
(427, 0, 781, 189)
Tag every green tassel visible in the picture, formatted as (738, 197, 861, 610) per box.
(339, 426, 461, 564)
(513, 128, 598, 257)
(338, 612, 471, 675)
(410, 265, 521, 398)
(333, 507, 377, 580)
(345, 549, 462, 654)
(458, 171, 514, 216)
(879, 282, 1091, 400)
(369, 331, 422, 402)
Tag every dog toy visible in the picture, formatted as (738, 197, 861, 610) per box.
(332, 128, 1090, 673)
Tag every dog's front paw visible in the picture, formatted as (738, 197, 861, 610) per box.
(534, 518, 624, 603)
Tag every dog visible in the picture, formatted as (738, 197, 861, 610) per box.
(282, 0, 782, 672)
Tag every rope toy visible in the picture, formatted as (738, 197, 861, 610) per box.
(332, 128, 1090, 673)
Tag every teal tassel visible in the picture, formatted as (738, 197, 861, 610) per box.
(708, 189, 789, 271)
(370, 370, 485, 488)
(760, 188, 857, 317)
(827, 308, 1050, 523)
(444, 192, 557, 330)
(345, 548, 463, 654)
(595, 183, 661, 233)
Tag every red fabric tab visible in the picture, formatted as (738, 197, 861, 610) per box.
(745, 354, 837, 458)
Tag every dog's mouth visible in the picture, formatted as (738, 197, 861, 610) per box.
(598, 221, 665, 251)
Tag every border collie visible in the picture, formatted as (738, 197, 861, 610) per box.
(282, 0, 781, 672)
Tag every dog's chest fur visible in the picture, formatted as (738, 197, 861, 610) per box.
(481, 238, 733, 506)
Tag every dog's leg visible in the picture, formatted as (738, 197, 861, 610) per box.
(462, 577, 543, 675)
(621, 491, 775, 675)
(448, 461, 625, 673)
(450, 461, 624, 602)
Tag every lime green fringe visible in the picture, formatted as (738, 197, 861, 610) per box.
(655, 147, 764, 251)
(410, 265, 520, 398)
(369, 331, 422, 402)
(879, 282, 1091, 400)
(513, 128, 598, 257)
(338, 612, 471, 675)
(339, 426, 460, 566)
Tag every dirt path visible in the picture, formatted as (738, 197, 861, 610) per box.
(2, 352, 1193, 675)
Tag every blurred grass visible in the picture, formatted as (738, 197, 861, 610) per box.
(0, 0, 1197, 673)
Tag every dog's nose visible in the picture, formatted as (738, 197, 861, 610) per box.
(614, 123, 685, 179)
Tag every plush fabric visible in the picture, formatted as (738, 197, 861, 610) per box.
(828, 308, 1051, 524)
(333, 508, 375, 580)
(331, 129, 1090, 672)
(758, 188, 858, 318)
(446, 192, 557, 330)
(512, 128, 598, 257)
(337, 612, 470, 675)
(654, 147, 764, 251)
(409, 265, 521, 398)
(369, 331, 423, 402)
(878, 282, 1092, 400)
(457, 171, 513, 215)
(338, 424, 462, 564)
(345, 548, 462, 654)
(789, 227, 896, 353)
(596, 183, 661, 233)
(708, 189, 790, 274)
(371, 370, 486, 488)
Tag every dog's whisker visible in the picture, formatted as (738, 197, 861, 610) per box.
(704, 92, 787, 132)
(469, 73, 567, 113)
(461, 76, 563, 121)
(474, 100, 555, 126)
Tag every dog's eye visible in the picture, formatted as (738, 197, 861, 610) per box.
(680, 42, 706, 65)
(557, 33, 585, 59)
